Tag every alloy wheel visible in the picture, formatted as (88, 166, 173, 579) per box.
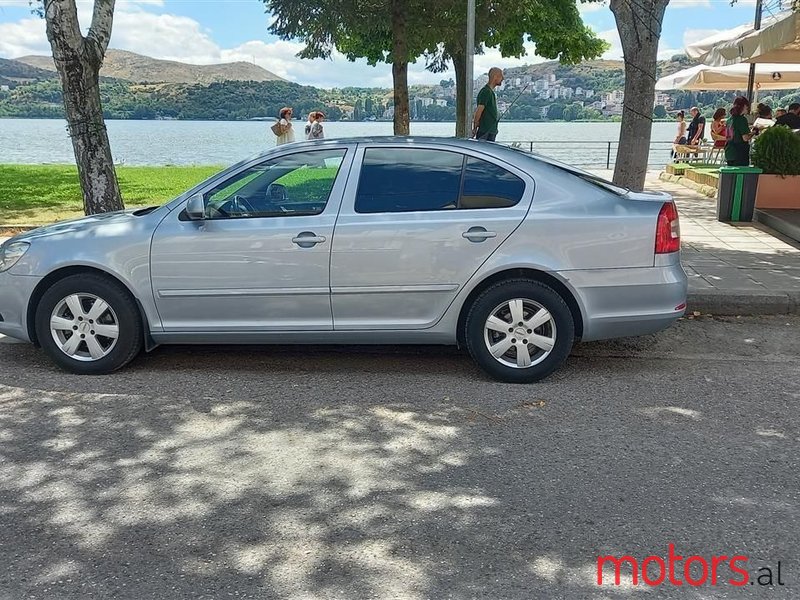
(49, 293, 120, 362)
(483, 298, 557, 369)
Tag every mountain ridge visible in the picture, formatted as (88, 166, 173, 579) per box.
(14, 49, 284, 85)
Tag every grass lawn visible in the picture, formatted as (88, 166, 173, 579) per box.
(0, 164, 223, 226)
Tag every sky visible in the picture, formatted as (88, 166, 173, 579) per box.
(0, 0, 767, 89)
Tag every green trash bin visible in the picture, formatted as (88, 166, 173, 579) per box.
(716, 166, 762, 222)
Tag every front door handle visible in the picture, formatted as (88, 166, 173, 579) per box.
(462, 227, 497, 242)
(292, 232, 327, 248)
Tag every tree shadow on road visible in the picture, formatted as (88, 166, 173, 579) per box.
(0, 334, 797, 598)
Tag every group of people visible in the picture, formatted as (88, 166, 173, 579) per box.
(272, 107, 326, 145)
(673, 99, 800, 166)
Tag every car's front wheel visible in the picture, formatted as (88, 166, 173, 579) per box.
(35, 273, 143, 374)
(464, 279, 575, 383)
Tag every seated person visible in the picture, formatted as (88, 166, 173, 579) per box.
(775, 103, 800, 130)
(751, 103, 775, 137)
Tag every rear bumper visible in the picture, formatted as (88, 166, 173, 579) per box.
(561, 263, 688, 342)
(0, 272, 40, 343)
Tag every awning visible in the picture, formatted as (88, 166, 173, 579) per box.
(686, 10, 800, 66)
(655, 62, 800, 91)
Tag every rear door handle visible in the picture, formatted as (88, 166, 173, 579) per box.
(292, 232, 327, 247)
(462, 227, 497, 242)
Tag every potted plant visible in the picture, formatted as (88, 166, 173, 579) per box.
(751, 125, 800, 209)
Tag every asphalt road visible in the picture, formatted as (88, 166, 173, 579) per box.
(0, 316, 798, 600)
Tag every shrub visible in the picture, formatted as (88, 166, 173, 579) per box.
(751, 125, 800, 176)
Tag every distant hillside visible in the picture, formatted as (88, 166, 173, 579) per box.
(0, 57, 55, 85)
(503, 55, 694, 94)
(15, 49, 284, 84)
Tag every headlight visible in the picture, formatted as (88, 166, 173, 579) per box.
(0, 241, 30, 272)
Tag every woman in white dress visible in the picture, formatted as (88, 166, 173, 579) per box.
(275, 107, 295, 145)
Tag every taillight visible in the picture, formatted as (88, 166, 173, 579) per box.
(655, 201, 680, 254)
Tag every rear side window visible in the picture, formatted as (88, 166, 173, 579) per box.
(356, 148, 525, 213)
(355, 148, 464, 213)
(461, 157, 525, 209)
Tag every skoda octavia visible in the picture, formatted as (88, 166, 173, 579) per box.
(0, 138, 687, 383)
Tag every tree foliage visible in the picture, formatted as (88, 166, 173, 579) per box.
(422, 0, 608, 135)
(262, 0, 436, 134)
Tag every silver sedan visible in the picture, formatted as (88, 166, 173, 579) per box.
(0, 137, 687, 382)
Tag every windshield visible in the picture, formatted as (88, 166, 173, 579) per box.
(504, 145, 630, 196)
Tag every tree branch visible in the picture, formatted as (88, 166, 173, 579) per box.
(86, 0, 116, 63)
(43, 0, 84, 54)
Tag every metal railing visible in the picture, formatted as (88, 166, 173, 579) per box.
(499, 140, 677, 169)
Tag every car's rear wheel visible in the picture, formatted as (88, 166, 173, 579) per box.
(35, 273, 143, 375)
(464, 279, 574, 383)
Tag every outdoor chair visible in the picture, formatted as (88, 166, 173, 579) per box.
(672, 142, 708, 164)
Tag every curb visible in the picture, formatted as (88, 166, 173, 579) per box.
(658, 172, 717, 198)
(688, 289, 800, 316)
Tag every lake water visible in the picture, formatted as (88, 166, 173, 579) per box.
(0, 119, 678, 168)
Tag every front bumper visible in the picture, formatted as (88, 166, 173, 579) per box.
(0, 272, 42, 343)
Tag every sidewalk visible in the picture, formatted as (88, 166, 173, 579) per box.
(645, 172, 800, 315)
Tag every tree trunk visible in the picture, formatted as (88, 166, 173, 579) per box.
(452, 48, 467, 138)
(44, 0, 123, 215)
(391, 0, 410, 135)
(610, 0, 669, 192)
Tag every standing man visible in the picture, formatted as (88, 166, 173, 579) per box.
(472, 67, 504, 141)
(687, 107, 705, 146)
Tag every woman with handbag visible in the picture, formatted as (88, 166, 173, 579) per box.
(272, 107, 295, 145)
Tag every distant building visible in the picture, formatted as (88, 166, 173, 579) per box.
(540, 106, 551, 118)
(602, 90, 625, 106)
(654, 92, 672, 108)
(434, 99, 447, 107)
(0, 85, 9, 92)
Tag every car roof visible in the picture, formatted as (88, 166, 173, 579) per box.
(256, 135, 536, 165)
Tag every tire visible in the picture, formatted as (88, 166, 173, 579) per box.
(35, 273, 143, 375)
(464, 279, 575, 383)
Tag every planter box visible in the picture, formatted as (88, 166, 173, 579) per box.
(755, 174, 800, 209)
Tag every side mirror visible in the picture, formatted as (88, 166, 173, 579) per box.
(185, 193, 205, 220)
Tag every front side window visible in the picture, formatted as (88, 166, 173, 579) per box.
(203, 149, 346, 219)
(355, 148, 464, 213)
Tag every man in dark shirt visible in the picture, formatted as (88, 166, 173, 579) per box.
(776, 103, 800, 129)
(472, 67, 504, 141)
(687, 107, 706, 145)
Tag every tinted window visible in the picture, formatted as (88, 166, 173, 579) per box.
(356, 148, 464, 213)
(460, 157, 525, 209)
(202, 149, 346, 219)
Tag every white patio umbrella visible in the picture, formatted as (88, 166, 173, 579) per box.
(656, 62, 800, 91)
(686, 10, 800, 66)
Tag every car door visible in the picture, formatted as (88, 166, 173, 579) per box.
(330, 144, 534, 330)
(150, 146, 353, 332)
